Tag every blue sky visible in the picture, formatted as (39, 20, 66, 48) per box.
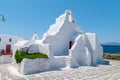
(0, 0, 120, 43)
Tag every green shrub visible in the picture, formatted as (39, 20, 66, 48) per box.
(15, 50, 48, 63)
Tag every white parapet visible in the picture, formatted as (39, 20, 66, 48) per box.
(51, 56, 79, 69)
(0, 55, 12, 64)
(20, 58, 49, 75)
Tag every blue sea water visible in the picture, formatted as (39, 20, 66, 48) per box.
(102, 45, 120, 54)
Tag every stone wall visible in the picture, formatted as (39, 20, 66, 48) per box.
(20, 58, 49, 75)
(69, 35, 91, 66)
(86, 33, 103, 65)
(13, 42, 54, 74)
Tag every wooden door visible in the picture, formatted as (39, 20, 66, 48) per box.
(6, 44, 11, 55)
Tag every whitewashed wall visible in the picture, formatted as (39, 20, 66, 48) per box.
(51, 56, 79, 69)
(0, 55, 12, 64)
(42, 10, 83, 56)
(86, 33, 103, 65)
(69, 35, 92, 66)
(0, 35, 18, 51)
(12, 40, 28, 63)
(20, 58, 49, 75)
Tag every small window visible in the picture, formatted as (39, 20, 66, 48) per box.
(9, 38, 12, 42)
(72, 20, 75, 23)
(0, 38, 1, 42)
(35, 36, 37, 39)
(68, 12, 70, 15)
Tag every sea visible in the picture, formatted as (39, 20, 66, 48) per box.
(102, 45, 120, 54)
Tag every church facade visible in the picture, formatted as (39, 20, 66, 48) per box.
(12, 10, 103, 74)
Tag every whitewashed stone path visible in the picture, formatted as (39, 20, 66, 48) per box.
(0, 60, 120, 80)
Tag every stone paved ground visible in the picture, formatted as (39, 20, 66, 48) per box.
(0, 60, 120, 80)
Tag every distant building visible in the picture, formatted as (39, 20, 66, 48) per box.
(0, 35, 20, 63)
(31, 33, 39, 41)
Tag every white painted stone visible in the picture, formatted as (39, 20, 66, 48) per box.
(12, 40, 28, 63)
(69, 35, 91, 66)
(86, 33, 103, 65)
(31, 33, 39, 41)
(65, 57, 79, 68)
(28, 44, 40, 54)
(0, 35, 19, 51)
(51, 56, 79, 69)
(21, 58, 49, 75)
(20, 46, 29, 53)
(42, 10, 84, 56)
(0, 55, 12, 64)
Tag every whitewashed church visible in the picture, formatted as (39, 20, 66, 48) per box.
(12, 10, 103, 74)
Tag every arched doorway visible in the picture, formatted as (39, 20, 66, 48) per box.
(69, 41, 73, 49)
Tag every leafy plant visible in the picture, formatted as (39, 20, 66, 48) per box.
(15, 50, 48, 63)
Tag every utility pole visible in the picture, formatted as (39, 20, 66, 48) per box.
(0, 15, 6, 22)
